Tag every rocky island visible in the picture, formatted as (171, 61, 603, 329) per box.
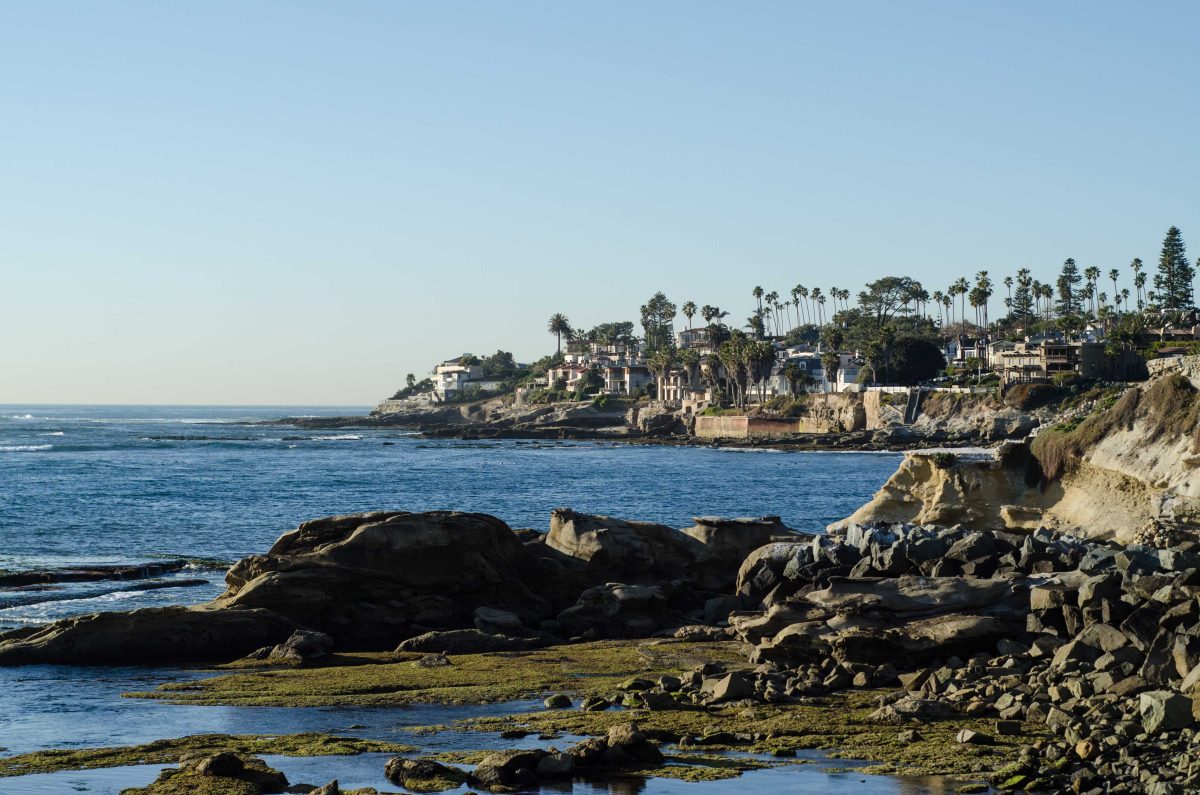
(3, 357, 1199, 794)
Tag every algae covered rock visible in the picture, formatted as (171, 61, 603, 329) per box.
(120, 752, 288, 795)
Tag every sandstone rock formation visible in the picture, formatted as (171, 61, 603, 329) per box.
(835, 356, 1200, 543)
(0, 508, 802, 665)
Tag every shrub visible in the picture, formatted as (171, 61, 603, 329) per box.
(1031, 387, 1141, 479)
(929, 452, 957, 469)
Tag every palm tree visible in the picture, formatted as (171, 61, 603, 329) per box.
(752, 286, 764, 317)
(1108, 269, 1120, 316)
(547, 313, 572, 353)
(790, 286, 803, 326)
(682, 301, 696, 329)
(1130, 258, 1144, 310)
(1134, 271, 1147, 311)
(1003, 276, 1013, 310)
(951, 278, 969, 330)
(932, 290, 945, 326)
(810, 288, 825, 326)
(975, 271, 993, 330)
(1083, 266, 1100, 315)
(764, 291, 780, 335)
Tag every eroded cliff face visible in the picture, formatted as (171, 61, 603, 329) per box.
(836, 356, 1200, 543)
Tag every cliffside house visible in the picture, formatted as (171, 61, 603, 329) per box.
(551, 341, 653, 396)
(432, 356, 509, 401)
(995, 340, 1145, 384)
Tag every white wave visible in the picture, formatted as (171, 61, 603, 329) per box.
(313, 434, 364, 441)
(39, 431, 65, 436)
(9, 414, 34, 420)
(0, 444, 52, 452)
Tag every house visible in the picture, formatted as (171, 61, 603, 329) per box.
(996, 340, 1145, 384)
(676, 327, 714, 353)
(434, 358, 484, 400)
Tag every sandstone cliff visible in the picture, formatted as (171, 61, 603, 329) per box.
(835, 356, 1200, 543)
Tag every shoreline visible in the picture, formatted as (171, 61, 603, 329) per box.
(271, 413, 1002, 454)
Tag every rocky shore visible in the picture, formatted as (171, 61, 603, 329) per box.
(278, 386, 1048, 451)
(4, 360, 1198, 793)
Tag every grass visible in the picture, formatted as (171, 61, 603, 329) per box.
(1032, 374, 1200, 480)
(0, 733, 414, 778)
(131, 640, 745, 708)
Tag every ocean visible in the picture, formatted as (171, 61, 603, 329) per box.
(0, 404, 900, 630)
(0, 405, 920, 794)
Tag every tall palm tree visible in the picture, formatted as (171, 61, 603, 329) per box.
(547, 313, 572, 353)
(1108, 269, 1120, 316)
(932, 290, 945, 326)
(974, 271, 993, 330)
(1083, 266, 1100, 315)
(682, 301, 696, 329)
(752, 286, 764, 317)
(1134, 271, 1147, 311)
(1130, 258, 1144, 310)
(951, 278, 969, 330)
(810, 288, 825, 326)
(790, 286, 803, 326)
(1003, 275, 1013, 310)
(764, 291, 780, 335)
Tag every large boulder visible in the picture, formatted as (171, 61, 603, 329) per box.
(557, 583, 670, 638)
(214, 511, 555, 648)
(546, 508, 699, 583)
(548, 508, 802, 591)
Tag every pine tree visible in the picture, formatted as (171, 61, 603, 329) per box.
(1055, 258, 1083, 316)
(1154, 226, 1195, 310)
(1011, 268, 1034, 335)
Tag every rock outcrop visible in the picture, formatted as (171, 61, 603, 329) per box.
(837, 357, 1200, 543)
(724, 520, 1200, 792)
(0, 508, 803, 665)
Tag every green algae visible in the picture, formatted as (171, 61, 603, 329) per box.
(0, 733, 415, 778)
(109, 640, 1045, 784)
(442, 689, 1045, 779)
(131, 640, 745, 707)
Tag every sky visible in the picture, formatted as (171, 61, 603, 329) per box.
(1, 1, 1197, 405)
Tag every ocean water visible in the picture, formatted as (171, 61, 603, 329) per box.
(0, 406, 922, 794)
(0, 405, 901, 629)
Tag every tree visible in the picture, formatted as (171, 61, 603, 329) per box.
(931, 290, 946, 326)
(952, 277, 970, 328)
(1107, 268, 1120, 316)
(700, 305, 725, 324)
(857, 276, 919, 325)
(1083, 266, 1101, 315)
(639, 292, 678, 353)
(679, 301, 696, 330)
(1010, 268, 1034, 337)
(890, 338, 947, 385)
(547, 313, 572, 353)
(1154, 226, 1195, 310)
(1130, 258, 1145, 309)
(406, 373, 416, 389)
(586, 321, 636, 347)
(1055, 258, 1083, 316)
(973, 271, 993, 329)
(752, 286, 764, 317)
(481, 350, 517, 377)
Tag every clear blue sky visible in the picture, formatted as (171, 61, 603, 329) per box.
(2, 1, 1196, 404)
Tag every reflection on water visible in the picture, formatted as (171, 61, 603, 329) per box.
(0, 666, 984, 795)
(3, 753, 978, 795)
